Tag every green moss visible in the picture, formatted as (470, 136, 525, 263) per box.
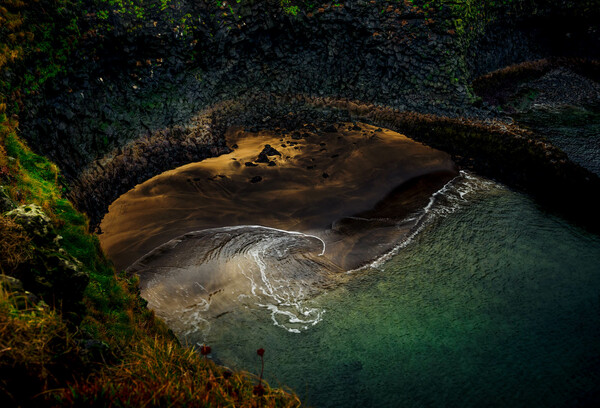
(0, 0, 81, 113)
(1, 118, 150, 343)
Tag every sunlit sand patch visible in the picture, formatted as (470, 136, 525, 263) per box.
(101, 122, 457, 271)
(99, 122, 460, 337)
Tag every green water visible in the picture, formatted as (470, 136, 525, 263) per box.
(206, 184, 600, 407)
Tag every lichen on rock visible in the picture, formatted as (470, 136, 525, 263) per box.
(4, 204, 89, 315)
(6, 204, 53, 242)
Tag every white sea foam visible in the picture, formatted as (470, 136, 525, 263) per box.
(137, 172, 499, 338)
(136, 225, 331, 339)
(349, 171, 501, 272)
(238, 228, 327, 333)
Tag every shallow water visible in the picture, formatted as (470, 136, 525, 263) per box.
(200, 179, 600, 407)
(132, 172, 489, 339)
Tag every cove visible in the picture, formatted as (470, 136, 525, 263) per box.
(100, 122, 459, 334)
(4, 1, 600, 405)
(204, 183, 600, 407)
(98, 124, 600, 406)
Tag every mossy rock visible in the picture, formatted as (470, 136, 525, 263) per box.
(6, 204, 53, 243)
(5, 204, 89, 315)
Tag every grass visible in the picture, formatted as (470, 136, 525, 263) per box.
(2, 115, 151, 334)
(59, 338, 300, 407)
(0, 215, 34, 274)
(1, 109, 300, 406)
(1, 283, 301, 407)
(0, 287, 83, 406)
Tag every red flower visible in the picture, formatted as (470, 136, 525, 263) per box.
(200, 345, 211, 356)
(257, 348, 265, 357)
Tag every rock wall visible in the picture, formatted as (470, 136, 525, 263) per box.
(16, 0, 600, 228)
(19, 1, 478, 179)
(70, 94, 600, 232)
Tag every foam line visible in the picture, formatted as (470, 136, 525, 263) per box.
(211, 224, 327, 256)
(137, 173, 498, 337)
(347, 171, 500, 272)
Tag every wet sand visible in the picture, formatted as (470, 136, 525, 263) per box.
(100, 122, 457, 271)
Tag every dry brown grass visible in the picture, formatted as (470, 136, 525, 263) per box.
(0, 284, 301, 407)
(59, 337, 301, 408)
(0, 288, 83, 406)
(0, 214, 33, 274)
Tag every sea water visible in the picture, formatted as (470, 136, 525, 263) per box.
(200, 176, 600, 407)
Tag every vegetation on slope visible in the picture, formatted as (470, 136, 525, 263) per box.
(1, 1, 299, 406)
(1, 115, 300, 407)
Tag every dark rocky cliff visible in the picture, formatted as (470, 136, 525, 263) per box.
(13, 0, 600, 228)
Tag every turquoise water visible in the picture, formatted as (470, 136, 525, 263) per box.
(205, 182, 600, 407)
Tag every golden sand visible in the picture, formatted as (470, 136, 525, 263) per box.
(100, 122, 457, 271)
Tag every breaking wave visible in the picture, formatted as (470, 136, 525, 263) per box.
(128, 171, 499, 341)
(356, 171, 501, 271)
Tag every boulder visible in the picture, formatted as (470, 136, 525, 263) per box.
(256, 144, 281, 163)
(262, 144, 281, 156)
(6, 204, 53, 242)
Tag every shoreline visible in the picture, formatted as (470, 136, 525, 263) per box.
(100, 122, 457, 271)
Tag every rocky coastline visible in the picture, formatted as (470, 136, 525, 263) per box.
(12, 0, 598, 232)
(2, 1, 600, 405)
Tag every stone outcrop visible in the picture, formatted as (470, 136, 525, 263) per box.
(12, 0, 600, 231)
(6, 204, 53, 243)
(4, 204, 89, 316)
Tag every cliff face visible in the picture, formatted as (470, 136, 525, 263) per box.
(9, 0, 600, 227)
(19, 1, 596, 168)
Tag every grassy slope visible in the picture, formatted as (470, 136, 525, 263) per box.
(1, 114, 300, 407)
(1, 1, 299, 406)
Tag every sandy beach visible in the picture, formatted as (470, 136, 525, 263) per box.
(100, 122, 458, 271)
